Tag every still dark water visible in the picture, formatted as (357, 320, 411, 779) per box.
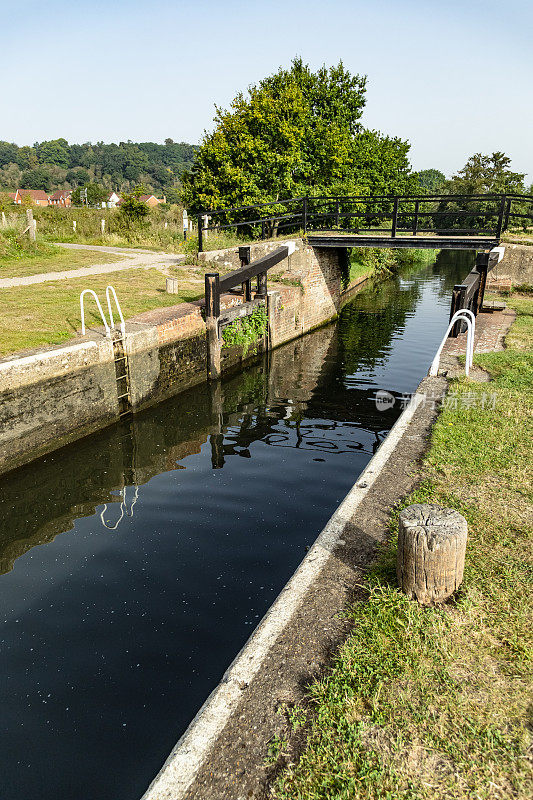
(0, 252, 471, 800)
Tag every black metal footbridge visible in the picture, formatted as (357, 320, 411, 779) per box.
(196, 193, 532, 253)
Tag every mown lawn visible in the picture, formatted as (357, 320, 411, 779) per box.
(272, 294, 533, 800)
(0, 269, 203, 356)
(0, 241, 125, 278)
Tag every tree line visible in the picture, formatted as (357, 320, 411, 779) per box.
(0, 138, 196, 199)
(1, 59, 529, 214)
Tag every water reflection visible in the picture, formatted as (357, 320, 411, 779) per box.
(100, 485, 140, 531)
(0, 253, 472, 800)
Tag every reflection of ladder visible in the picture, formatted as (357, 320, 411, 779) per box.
(100, 416, 140, 530)
(112, 331, 132, 417)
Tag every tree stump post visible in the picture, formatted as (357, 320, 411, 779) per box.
(397, 503, 467, 605)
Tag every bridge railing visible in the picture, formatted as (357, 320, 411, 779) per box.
(196, 193, 533, 251)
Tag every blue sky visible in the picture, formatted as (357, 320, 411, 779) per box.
(2, 0, 532, 180)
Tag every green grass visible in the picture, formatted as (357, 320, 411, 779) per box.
(0, 269, 203, 356)
(0, 240, 124, 278)
(501, 232, 533, 246)
(346, 248, 438, 288)
(272, 294, 533, 800)
(32, 206, 191, 254)
(346, 257, 370, 286)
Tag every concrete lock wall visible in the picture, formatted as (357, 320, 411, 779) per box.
(0, 239, 356, 477)
(0, 340, 120, 475)
(490, 243, 533, 284)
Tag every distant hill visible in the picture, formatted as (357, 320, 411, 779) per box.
(0, 138, 197, 198)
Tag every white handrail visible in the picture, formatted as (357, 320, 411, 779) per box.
(106, 285, 126, 340)
(460, 309, 476, 370)
(429, 310, 476, 378)
(80, 289, 111, 338)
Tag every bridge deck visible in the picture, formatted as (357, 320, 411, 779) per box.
(306, 234, 500, 250)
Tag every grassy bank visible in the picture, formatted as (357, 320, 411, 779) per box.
(0, 270, 203, 356)
(272, 293, 533, 800)
(345, 247, 438, 287)
(0, 230, 125, 278)
(3, 206, 189, 253)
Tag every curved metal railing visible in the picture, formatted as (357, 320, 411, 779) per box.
(429, 310, 475, 378)
(106, 285, 126, 340)
(80, 289, 111, 338)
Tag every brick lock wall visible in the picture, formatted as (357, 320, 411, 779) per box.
(268, 244, 342, 349)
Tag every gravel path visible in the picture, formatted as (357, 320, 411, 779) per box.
(0, 243, 184, 288)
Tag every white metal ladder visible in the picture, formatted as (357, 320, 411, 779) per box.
(80, 285, 132, 413)
(80, 284, 125, 339)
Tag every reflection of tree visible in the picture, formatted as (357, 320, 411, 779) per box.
(333, 270, 423, 377)
(0, 255, 461, 573)
(432, 250, 476, 299)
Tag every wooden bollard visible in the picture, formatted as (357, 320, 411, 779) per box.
(205, 273, 221, 380)
(166, 277, 179, 294)
(397, 503, 467, 605)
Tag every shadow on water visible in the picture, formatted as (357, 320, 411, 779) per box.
(0, 250, 472, 800)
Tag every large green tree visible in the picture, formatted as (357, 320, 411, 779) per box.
(182, 59, 417, 214)
(36, 138, 70, 169)
(446, 152, 525, 194)
(415, 168, 446, 193)
(20, 166, 51, 191)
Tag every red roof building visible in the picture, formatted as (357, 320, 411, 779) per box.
(12, 189, 50, 206)
(49, 190, 72, 207)
(139, 194, 164, 208)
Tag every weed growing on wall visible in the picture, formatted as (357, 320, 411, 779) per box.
(221, 306, 268, 355)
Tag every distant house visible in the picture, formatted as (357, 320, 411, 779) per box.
(101, 192, 164, 209)
(139, 194, 165, 208)
(49, 190, 72, 207)
(12, 189, 50, 206)
(105, 191, 121, 209)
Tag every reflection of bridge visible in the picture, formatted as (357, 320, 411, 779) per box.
(198, 193, 533, 252)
